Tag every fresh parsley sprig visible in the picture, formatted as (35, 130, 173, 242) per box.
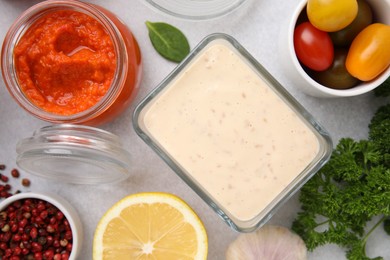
(292, 104, 390, 260)
(374, 76, 390, 97)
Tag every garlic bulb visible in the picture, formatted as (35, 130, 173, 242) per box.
(226, 225, 307, 260)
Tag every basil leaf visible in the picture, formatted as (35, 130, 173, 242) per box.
(146, 21, 190, 62)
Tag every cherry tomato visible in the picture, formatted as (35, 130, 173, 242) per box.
(346, 23, 390, 81)
(294, 22, 334, 71)
(310, 48, 360, 89)
(307, 0, 358, 32)
(330, 0, 373, 46)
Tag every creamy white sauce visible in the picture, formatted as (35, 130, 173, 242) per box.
(142, 41, 319, 221)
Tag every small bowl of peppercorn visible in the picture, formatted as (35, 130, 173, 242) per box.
(0, 192, 82, 259)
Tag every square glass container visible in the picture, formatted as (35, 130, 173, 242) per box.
(133, 33, 332, 232)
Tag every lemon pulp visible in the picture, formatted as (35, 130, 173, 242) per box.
(93, 192, 208, 260)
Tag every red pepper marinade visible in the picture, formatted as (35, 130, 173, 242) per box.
(14, 10, 116, 116)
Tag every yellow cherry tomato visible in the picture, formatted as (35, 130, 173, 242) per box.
(346, 23, 390, 81)
(307, 0, 358, 32)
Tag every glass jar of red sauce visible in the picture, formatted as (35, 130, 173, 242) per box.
(1, 0, 142, 125)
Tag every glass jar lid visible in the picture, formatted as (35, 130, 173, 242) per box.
(16, 124, 131, 184)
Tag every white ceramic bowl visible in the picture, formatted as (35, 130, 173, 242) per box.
(0, 192, 83, 259)
(280, 0, 390, 98)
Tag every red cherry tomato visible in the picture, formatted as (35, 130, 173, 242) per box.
(294, 22, 334, 71)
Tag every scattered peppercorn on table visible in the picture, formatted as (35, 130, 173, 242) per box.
(0, 0, 389, 259)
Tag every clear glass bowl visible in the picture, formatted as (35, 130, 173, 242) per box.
(143, 0, 248, 20)
(133, 33, 333, 232)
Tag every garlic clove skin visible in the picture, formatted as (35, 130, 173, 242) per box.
(226, 225, 307, 260)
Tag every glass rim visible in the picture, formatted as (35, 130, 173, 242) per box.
(143, 0, 248, 20)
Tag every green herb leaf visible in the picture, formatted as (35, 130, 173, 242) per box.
(292, 103, 390, 260)
(146, 21, 190, 63)
(384, 217, 390, 235)
(374, 76, 390, 97)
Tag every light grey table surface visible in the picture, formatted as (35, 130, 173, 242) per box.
(0, 0, 389, 259)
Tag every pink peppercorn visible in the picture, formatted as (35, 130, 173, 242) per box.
(10, 255, 20, 260)
(66, 243, 72, 252)
(43, 249, 55, 259)
(0, 242, 7, 250)
(19, 218, 28, 228)
(0, 174, 9, 183)
(61, 252, 70, 260)
(31, 242, 43, 253)
(21, 178, 31, 187)
(40, 210, 49, 219)
(21, 247, 29, 255)
(30, 227, 38, 239)
(34, 251, 43, 260)
(56, 211, 64, 221)
(11, 169, 20, 178)
(0, 198, 73, 258)
(13, 246, 22, 255)
(64, 231, 72, 241)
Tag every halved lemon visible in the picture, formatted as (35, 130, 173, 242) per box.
(93, 192, 208, 259)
